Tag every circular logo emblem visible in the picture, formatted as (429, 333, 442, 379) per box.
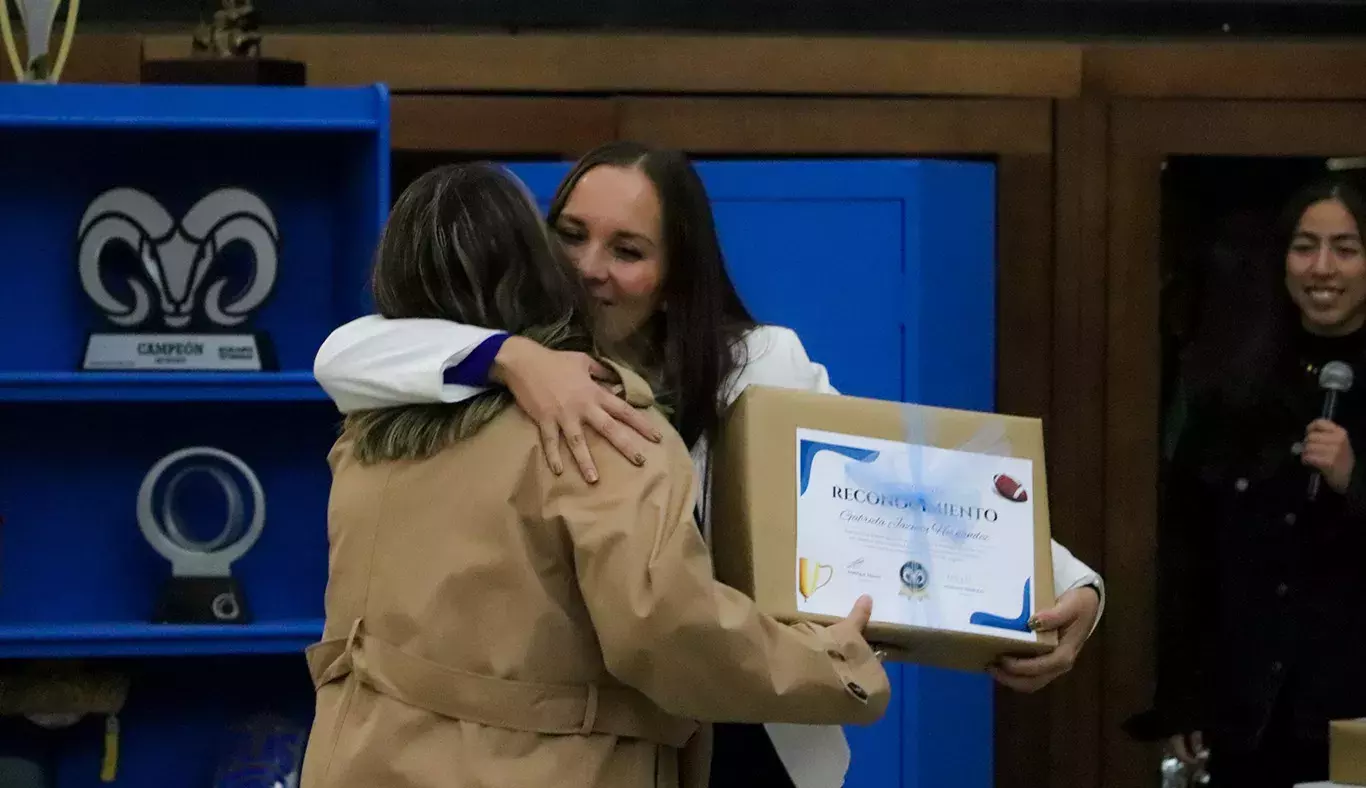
(899, 561, 929, 596)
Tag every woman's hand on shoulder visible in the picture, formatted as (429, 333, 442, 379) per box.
(491, 336, 663, 484)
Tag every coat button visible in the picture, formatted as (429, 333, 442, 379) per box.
(847, 682, 869, 701)
(1284, 513, 1297, 526)
(1276, 582, 1289, 598)
(1235, 478, 1249, 492)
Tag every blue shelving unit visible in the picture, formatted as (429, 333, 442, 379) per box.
(0, 619, 324, 659)
(0, 372, 328, 402)
(0, 83, 389, 787)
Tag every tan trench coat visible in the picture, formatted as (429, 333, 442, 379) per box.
(300, 365, 890, 788)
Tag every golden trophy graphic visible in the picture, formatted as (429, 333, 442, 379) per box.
(0, 0, 81, 82)
(798, 558, 833, 600)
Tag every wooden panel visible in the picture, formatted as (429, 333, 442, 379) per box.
(391, 96, 615, 156)
(1045, 97, 1110, 788)
(141, 33, 1082, 97)
(1103, 99, 1366, 787)
(1105, 103, 1166, 788)
(619, 98, 1053, 155)
(36, 33, 142, 84)
(995, 154, 1055, 422)
(991, 99, 1111, 788)
(1085, 43, 1366, 99)
(991, 152, 1058, 788)
(1121, 100, 1366, 154)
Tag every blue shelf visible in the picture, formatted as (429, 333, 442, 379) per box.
(0, 371, 329, 402)
(0, 619, 323, 658)
(0, 82, 387, 788)
(0, 83, 388, 131)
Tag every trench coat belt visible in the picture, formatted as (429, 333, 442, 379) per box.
(306, 618, 698, 749)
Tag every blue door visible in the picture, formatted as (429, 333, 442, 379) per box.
(507, 158, 996, 788)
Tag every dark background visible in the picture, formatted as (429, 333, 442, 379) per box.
(78, 0, 1366, 38)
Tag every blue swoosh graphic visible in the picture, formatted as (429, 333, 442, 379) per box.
(798, 440, 880, 496)
(968, 578, 1033, 633)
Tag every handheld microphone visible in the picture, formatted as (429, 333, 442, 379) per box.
(1309, 360, 1354, 501)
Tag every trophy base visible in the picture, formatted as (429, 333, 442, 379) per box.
(81, 332, 277, 371)
(155, 576, 252, 625)
(140, 57, 307, 86)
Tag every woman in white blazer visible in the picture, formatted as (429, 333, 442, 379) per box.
(314, 143, 1105, 788)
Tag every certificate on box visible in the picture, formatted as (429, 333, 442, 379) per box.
(794, 427, 1038, 643)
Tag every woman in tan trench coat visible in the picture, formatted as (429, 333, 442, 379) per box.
(300, 163, 891, 788)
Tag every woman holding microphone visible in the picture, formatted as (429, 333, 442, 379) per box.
(314, 142, 1106, 787)
(1145, 176, 1366, 787)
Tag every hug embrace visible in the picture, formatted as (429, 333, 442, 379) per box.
(300, 143, 1106, 788)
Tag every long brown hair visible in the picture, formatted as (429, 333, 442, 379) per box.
(548, 142, 756, 450)
(346, 163, 598, 463)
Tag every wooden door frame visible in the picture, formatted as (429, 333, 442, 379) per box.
(1102, 98, 1366, 788)
(390, 95, 617, 157)
(617, 94, 1079, 788)
(365, 89, 1088, 788)
(389, 92, 1075, 786)
(1050, 97, 1111, 788)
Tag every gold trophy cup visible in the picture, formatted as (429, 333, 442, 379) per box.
(798, 558, 834, 600)
(0, 0, 80, 82)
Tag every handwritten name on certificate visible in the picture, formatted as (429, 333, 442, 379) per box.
(794, 427, 1038, 642)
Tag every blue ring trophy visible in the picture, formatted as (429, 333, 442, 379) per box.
(137, 446, 265, 624)
(0, 0, 80, 83)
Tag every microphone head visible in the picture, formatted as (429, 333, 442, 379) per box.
(1320, 361, 1355, 393)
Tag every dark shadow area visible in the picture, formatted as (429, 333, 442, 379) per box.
(75, 0, 1366, 38)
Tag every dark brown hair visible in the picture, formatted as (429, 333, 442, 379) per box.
(548, 142, 757, 449)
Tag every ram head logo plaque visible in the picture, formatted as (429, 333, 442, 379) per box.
(77, 187, 281, 371)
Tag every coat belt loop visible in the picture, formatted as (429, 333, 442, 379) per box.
(579, 684, 600, 735)
(344, 617, 364, 669)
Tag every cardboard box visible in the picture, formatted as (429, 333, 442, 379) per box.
(1331, 719, 1366, 785)
(710, 385, 1058, 673)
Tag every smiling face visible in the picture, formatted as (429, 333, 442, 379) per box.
(550, 165, 667, 343)
(1285, 197, 1366, 337)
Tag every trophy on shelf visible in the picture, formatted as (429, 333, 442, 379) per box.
(138, 446, 266, 625)
(140, 0, 306, 86)
(77, 186, 281, 371)
(0, 0, 80, 82)
(194, 0, 262, 59)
